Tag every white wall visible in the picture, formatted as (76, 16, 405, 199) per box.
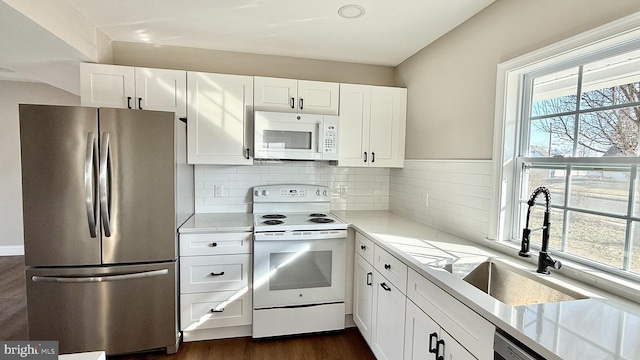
(0, 81, 80, 253)
(195, 162, 390, 213)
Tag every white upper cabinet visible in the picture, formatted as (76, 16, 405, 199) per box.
(254, 76, 339, 115)
(80, 63, 186, 117)
(187, 71, 254, 165)
(338, 84, 407, 168)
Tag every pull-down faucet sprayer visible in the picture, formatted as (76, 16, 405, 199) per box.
(518, 186, 562, 274)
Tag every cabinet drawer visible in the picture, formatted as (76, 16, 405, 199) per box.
(180, 290, 252, 331)
(180, 233, 251, 256)
(355, 232, 375, 264)
(180, 254, 250, 293)
(407, 269, 494, 360)
(374, 245, 407, 293)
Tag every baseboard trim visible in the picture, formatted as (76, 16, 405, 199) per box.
(0, 245, 25, 256)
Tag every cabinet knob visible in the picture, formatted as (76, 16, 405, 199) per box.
(384, 263, 391, 270)
(210, 308, 225, 313)
(299, 98, 304, 110)
(210, 271, 225, 276)
(209, 242, 218, 247)
(360, 245, 367, 250)
(380, 282, 391, 291)
(138, 97, 143, 110)
(366, 272, 372, 286)
(290, 97, 295, 109)
(372, 152, 375, 163)
(127, 96, 132, 109)
(364, 152, 368, 162)
(245, 148, 250, 159)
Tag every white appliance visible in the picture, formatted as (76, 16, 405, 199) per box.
(254, 111, 339, 161)
(252, 184, 348, 338)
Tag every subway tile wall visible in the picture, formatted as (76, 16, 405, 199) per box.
(389, 160, 493, 242)
(195, 161, 390, 213)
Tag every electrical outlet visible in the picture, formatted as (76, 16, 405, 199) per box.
(422, 192, 429, 207)
(340, 185, 348, 198)
(214, 184, 224, 197)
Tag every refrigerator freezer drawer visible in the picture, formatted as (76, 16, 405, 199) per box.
(26, 262, 177, 355)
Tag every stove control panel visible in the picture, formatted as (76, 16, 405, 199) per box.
(253, 184, 330, 202)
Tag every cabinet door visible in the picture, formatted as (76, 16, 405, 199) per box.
(134, 67, 186, 117)
(371, 270, 406, 360)
(338, 84, 370, 167)
(404, 300, 440, 360)
(353, 254, 374, 344)
(187, 71, 253, 165)
(80, 63, 135, 108)
(298, 80, 339, 115)
(254, 76, 298, 113)
(369, 86, 407, 168)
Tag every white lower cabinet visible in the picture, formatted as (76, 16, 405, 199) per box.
(353, 230, 495, 360)
(353, 253, 374, 344)
(371, 270, 406, 360)
(405, 300, 475, 360)
(179, 232, 252, 341)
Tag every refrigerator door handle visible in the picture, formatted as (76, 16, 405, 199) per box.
(99, 132, 113, 237)
(31, 269, 169, 283)
(84, 132, 98, 238)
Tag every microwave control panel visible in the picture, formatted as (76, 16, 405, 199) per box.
(323, 117, 338, 155)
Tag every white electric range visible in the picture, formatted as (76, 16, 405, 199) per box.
(251, 184, 348, 339)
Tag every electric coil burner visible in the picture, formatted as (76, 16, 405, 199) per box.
(252, 184, 348, 339)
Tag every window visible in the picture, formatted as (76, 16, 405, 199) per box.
(491, 12, 640, 280)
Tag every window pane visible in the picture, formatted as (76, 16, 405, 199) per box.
(528, 116, 575, 157)
(577, 107, 639, 157)
(631, 222, 640, 274)
(531, 68, 579, 117)
(525, 167, 566, 206)
(569, 167, 630, 214)
(580, 51, 640, 110)
(566, 211, 625, 269)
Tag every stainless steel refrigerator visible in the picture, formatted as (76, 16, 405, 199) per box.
(19, 104, 194, 355)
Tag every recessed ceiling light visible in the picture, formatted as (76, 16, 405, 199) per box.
(338, 4, 365, 19)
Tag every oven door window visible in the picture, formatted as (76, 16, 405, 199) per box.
(263, 130, 312, 150)
(269, 250, 332, 291)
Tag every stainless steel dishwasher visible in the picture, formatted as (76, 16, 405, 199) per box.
(494, 331, 544, 360)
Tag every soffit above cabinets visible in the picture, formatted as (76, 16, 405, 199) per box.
(64, 0, 495, 67)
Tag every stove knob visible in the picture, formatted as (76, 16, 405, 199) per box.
(323, 190, 328, 196)
(254, 190, 260, 196)
(262, 190, 269, 196)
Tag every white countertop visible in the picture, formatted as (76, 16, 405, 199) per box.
(178, 213, 253, 233)
(333, 210, 640, 360)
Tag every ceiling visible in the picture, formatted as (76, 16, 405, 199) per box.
(65, 0, 494, 66)
(0, 0, 494, 93)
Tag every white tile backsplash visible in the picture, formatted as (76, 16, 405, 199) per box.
(195, 161, 391, 213)
(195, 159, 493, 243)
(389, 160, 492, 242)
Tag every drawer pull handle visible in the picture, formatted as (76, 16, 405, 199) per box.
(210, 271, 225, 276)
(436, 339, 445, 360)
(366, 272, 372, 286)
(360, 245, 367, 250)
(384, 263, 391, 270)
(380, 282, 391, 291)
(429, 332, 438, 354)
(210, 242, 218, 247)
(210, 308, 225, 313)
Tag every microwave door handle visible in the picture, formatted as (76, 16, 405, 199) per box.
(317, 122, 322, 154)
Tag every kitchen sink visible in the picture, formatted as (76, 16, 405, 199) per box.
(462, 259, 589, 306)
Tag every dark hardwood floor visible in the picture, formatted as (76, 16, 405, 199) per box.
(0, 256, 375, 360)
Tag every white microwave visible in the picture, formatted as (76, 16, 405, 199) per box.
(254, 111, 339, 161)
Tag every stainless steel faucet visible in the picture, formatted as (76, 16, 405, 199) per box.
(518, 186, 562, 274)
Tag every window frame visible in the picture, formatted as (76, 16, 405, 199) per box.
(490, 11, 640, 282)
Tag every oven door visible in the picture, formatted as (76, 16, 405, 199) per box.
(254, 111, 323, 160)
(253, 232, 346, 308)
